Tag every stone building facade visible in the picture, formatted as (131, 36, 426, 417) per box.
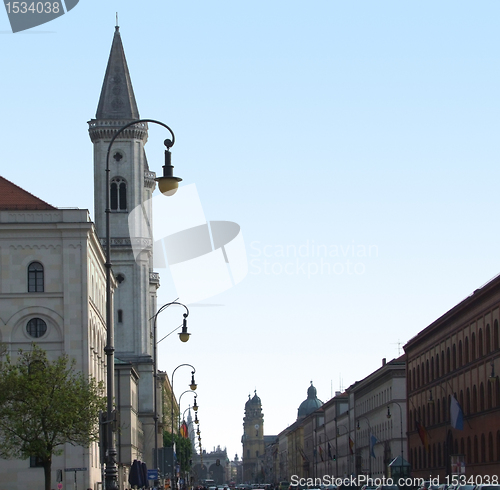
(404, 274, 500, 478)
(0, 176, 109, 490)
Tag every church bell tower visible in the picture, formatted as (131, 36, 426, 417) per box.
(88, 25, 159, 469)
(242, 391, 265, 483)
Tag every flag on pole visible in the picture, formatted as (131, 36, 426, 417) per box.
(450, 395, 464, 430)
(319, 445, 324, 461)
(179, 421, 189, 438)
(370, 435, 378, 458)
(349, 437, 354, 455)
(416, 421, 430, 452)
(327, 442, 333, 460)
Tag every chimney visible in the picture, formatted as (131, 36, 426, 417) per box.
(382, 358, 386, 366)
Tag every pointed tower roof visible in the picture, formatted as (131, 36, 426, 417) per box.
(0, 176, 56, 210)
(95, 26, 140, 120)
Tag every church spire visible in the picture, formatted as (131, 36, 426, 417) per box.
(95, 26, 140, 120)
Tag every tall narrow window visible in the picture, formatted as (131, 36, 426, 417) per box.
(28, 262, 44, 292)
(110, 178, 127, 211)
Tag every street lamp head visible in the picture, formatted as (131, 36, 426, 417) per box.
(194, 413, 199, 424)
(356, 421, 360, 430)
(190, 371, 197, 390)
(428, 389, 434, 403)
(156, 147, 182, 196)
(193, 395, 199, 412)
(386, 406, 391, 419)
(178, 314, 191, 342)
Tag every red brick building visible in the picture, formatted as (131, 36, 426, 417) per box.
(404, 274, 500, 478)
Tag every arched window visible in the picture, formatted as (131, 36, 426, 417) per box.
(494, 320, 499, 350)
(471, 333, 476, 361)
(466, 437, 471, 464)
(480, 383, 485, 411)
(474, 436, 479, 463)
(487, 381, 493, 409)
(452, 344, 457, 371)
(446, 347, 451, 373)
(479, 328, 484, 357)
(436, 355, 440, 378)
(486, 324, 491, 354)
(481, 434, 486, 462)
(26, 318, 47, 338)
(110, 177, 127, 211)
(466, 388, 471, 415)
(473, 385, 478, 413)
(431, 356, 435, 381)
(497, 430, 500, 461)
(426, 360, 429, 384)
(28, 261, 44, 292)
(488, 432, 494, 461)
(465, 336, 469, 364)
(458, 340, 463, 367)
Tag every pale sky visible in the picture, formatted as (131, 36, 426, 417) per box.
(2, 0, 500, 463)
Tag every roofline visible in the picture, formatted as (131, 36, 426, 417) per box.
(404, 272, 500, 351)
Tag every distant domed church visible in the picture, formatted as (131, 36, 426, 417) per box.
(297, 381, 323, 420)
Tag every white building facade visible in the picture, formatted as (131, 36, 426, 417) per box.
(0, 178, 108, 490)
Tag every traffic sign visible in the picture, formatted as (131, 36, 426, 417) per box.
(57, 484, 63, 490)
(64, 468, 87, 472)
(148, 469, 159, 480)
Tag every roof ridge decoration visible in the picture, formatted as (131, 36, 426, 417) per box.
(95, 26, 140, 121)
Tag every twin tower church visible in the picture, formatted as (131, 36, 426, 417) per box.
(242, 384, 322, 483)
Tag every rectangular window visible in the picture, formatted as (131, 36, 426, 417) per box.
(30, 456, 43, 468)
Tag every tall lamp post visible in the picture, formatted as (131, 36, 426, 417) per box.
(103, 119, 183, 490)
(386, 402, 404, 477)
(171, 364, 197, 489)
(152, 301, 191, 481)
(356, 417, 372, 477)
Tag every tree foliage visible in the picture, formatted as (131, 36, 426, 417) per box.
(164, 430, 193, 472)
(0, 345, 106, 490)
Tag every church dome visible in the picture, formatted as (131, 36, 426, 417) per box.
(251, 391, 261, 405)
(297, 382, 323, 419)
(246, 390, 261, 407)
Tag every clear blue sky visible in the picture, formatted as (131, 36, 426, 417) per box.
(2, 0, 500, 463)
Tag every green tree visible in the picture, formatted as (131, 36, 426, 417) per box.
(0, 345, 106, 490)
(164, 431, 193, 473)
